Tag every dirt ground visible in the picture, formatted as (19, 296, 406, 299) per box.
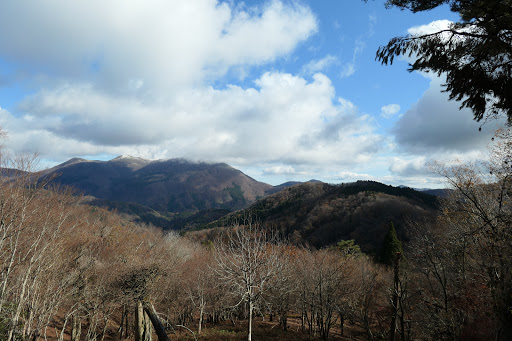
(39, 314, 369, 340)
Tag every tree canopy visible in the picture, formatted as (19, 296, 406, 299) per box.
(376, 0, 512, 123)
(380, 221, 403, 266)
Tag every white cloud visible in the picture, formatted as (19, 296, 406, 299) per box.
(389, 157, 428, 177)
(336, 171, 373, 181)
(381, 104, 400, 118)
(6, 72, 383, 170)
(377, 18, 507, 188)
(339, 38, 365, 78)
(302, 55, 338, 75)
(0, 0, 317, 95)
(263, 165, 296, 176)
(1, 3, 485, 189)
(398, 19, 454, 76)
(407, 19, 452, 36)
(388, 19, 506, 182)
(0, 0, 346, 181)
(340, 63, 356, 78)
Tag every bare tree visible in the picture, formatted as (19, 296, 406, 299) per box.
(265, 245, 297, 331)
(295, 249, 344, 340)
(183, 248, 216, 335)
(213, 220, 285, 341)
(0, 152, 93, 341)
(400, 127, 512, 340)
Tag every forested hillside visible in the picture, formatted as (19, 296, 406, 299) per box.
(44, 156, 272, 213)
(208, 181, 439, 252)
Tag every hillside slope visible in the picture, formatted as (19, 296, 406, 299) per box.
(209, 180, 439, 252)
(45, 156, 273, 213)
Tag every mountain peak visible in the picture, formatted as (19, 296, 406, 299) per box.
(44, 157, 90, 174)
(112, 155, 148, 162)
(43, 156, 273, 214)
(110, 155, 151, 170)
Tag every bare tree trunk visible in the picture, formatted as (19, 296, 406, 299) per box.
(390, 252, 401, 341)
(23, 307, 34, 339)
(364, 312, 374, 341)
(124, 308, 130, 339)
(7, 262, 34, 341)
(72, 314, 81, 341)
(198, 305, 204, 335)
(248, 300, 253, 341)
(100, 316, 109, 341)
(280, 310, 288, 331)
(143, 302, 170, 341)
(135, 301, 145, 341)
(118, 305, 129, 340)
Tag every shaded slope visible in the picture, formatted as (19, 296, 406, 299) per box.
(45, 156, 273, 213)
(210, 181, 439, 252)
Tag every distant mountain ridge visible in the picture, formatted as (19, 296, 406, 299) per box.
(44, 155, 273, 214)
(38, 156, 448, 235)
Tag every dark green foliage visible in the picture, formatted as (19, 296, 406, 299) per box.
(335, 239, 362, 256)
(173, 209, 231, 230)
(223, 183, 247, 208)
(341, 181, 439, 209)
(376, 0, 512, 123)
(89, 198, 175, 226)
(379, 222, 403, 266)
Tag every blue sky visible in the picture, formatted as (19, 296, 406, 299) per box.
(0, 0, 503, 187)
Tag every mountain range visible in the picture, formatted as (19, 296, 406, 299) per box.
(42, 156, 441, 249)
(43, 156, 294, 228)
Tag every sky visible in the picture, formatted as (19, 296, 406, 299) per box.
(0, 0, 505, 188)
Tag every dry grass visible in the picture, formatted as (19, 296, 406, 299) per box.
(167, 317, 367, 341)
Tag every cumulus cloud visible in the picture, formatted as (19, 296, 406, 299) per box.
(389, 74, 505, 188)
(407, 19, 452, 36)
(0, 0, 317, 94)
(2, 3, 486, 188)
(5, 72, 383, 170)
(377, 18, 507, 188)
(392, 76, 503, 154)
(389, 157, 429, 177)
(388, 18, 506, 183)
(0, 0, 359, 177)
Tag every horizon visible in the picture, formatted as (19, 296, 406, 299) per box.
(0, 0, 505, 189)
(41, 153, 446, 189)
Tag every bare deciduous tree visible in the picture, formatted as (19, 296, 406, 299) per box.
(213, 221, 285, 341)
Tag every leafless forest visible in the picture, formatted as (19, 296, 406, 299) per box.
(0, 128, 510, 341)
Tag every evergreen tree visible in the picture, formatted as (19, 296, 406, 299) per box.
(335, 239, 362, 256)
(374, 0, 512, 123)
(380, 222, 403, 266)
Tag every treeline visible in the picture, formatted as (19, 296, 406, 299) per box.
(1, 128, 511, 341)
